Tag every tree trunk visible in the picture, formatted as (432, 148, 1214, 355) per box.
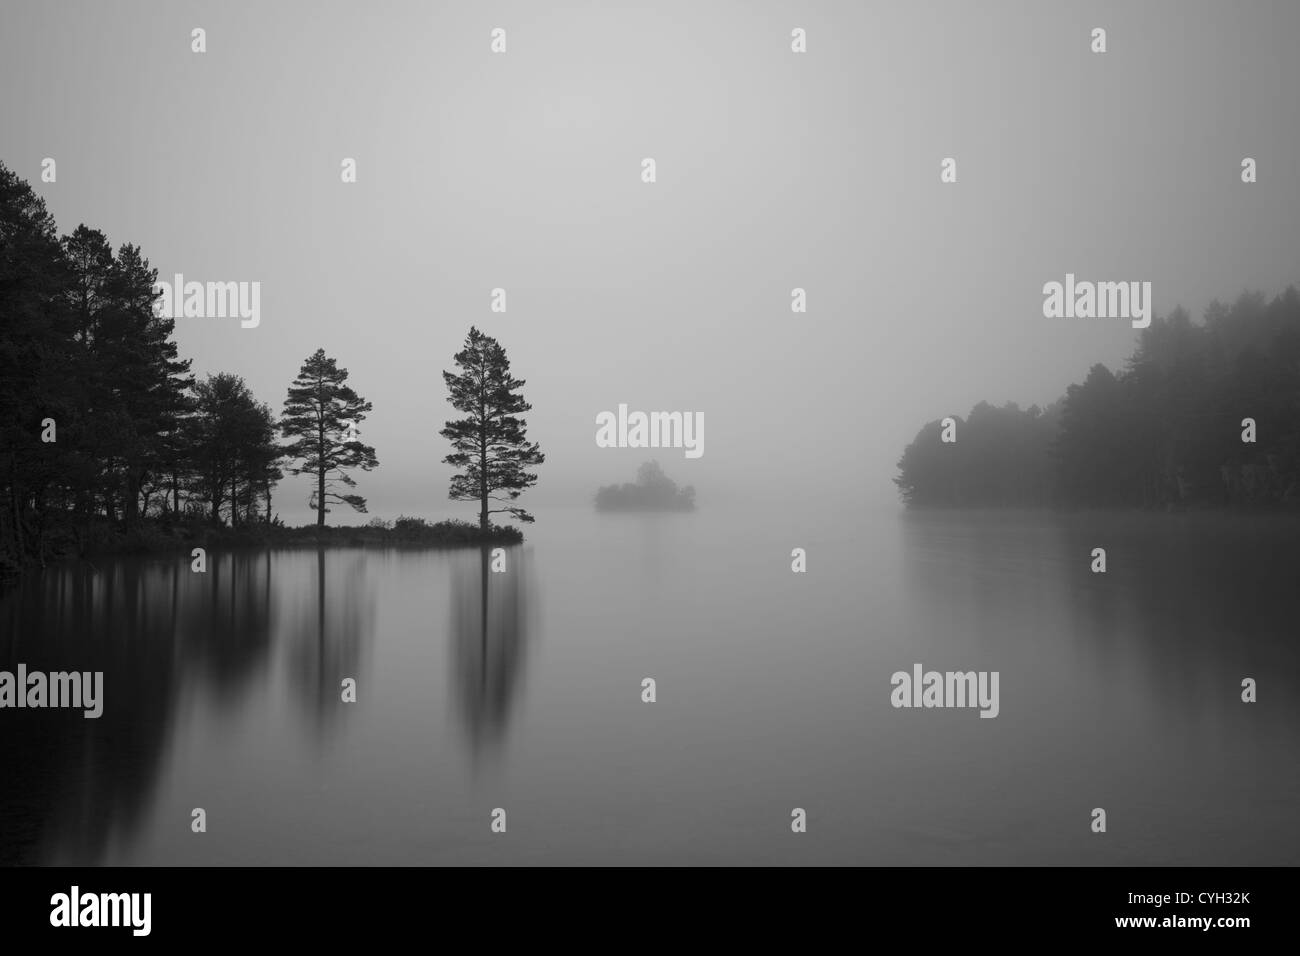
(479, 402, 488, 532)
(317, 420, 326, 528)
(124, 469, 140, 528)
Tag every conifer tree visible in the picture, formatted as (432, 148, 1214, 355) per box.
(440, 327, 544, 529)
(280, 349, 378, 526)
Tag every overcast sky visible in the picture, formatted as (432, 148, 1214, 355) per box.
(4, 0, 1298, 523)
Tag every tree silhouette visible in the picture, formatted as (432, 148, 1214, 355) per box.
(97, 242, 193, 526)
(186, 374, 280, 525)
(595, 459, 696, 511)
(895, 286, 1300, 509)
(1, 160, 291, 562)
(440, 327, 544, 529)
(280, 349, 378, 527)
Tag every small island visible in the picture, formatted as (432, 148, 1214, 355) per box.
(594, 461, 696, 512)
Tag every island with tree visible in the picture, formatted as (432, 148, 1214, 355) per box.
(595, 460, 696, 512)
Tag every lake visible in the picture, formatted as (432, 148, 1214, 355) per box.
(2, 506, 1297, 865)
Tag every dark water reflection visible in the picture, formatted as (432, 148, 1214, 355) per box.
(285, 549, 375, 739)
(1, 552, 280, 864)
(450, 546, 532, 760)
(0, 508, 1295, 865)
(897, 510, 1300, 865)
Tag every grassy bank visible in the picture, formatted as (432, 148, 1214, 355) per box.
(2, 516, 523, 573)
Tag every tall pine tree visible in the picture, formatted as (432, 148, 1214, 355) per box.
(0, 162, 74, 566)
(99, 242, 193, 526)
(440, 327, 544, 529)
(280, 349, 378, 527)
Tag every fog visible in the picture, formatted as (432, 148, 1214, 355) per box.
(5, 0, 1298, 524)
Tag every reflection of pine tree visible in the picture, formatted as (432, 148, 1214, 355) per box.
(450, 547, 530, 756)
(285, 548, 375, 738)
(0, 554, 277, 864)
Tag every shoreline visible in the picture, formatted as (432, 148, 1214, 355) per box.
(0, 517, 524, 576)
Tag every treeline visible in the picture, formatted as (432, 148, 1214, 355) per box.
(595, 460, 696, 512)
(895, 287, 1300, 508)
(0, 162, 379, 570)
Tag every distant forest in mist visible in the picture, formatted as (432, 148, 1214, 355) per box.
(895, 286, 1300, 509)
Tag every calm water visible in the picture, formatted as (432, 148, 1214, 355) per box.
(2, 506, 1297, 865)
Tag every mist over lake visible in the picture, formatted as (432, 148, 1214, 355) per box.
(4, 0, 1300, 892)
(3, 505, 1295, 865)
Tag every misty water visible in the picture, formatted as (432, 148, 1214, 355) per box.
(2, 506, 1297, 866)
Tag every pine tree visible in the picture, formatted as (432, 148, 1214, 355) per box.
(98, 242, 193, 526)
(0, 162, 75, 565)
(183, 373, 280, 525)
(279, 349, 378, 527)
(440, 327, 544, 529)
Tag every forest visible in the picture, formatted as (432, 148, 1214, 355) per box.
(0, 162, 535, 573)
(895, 288, 1300, 509)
